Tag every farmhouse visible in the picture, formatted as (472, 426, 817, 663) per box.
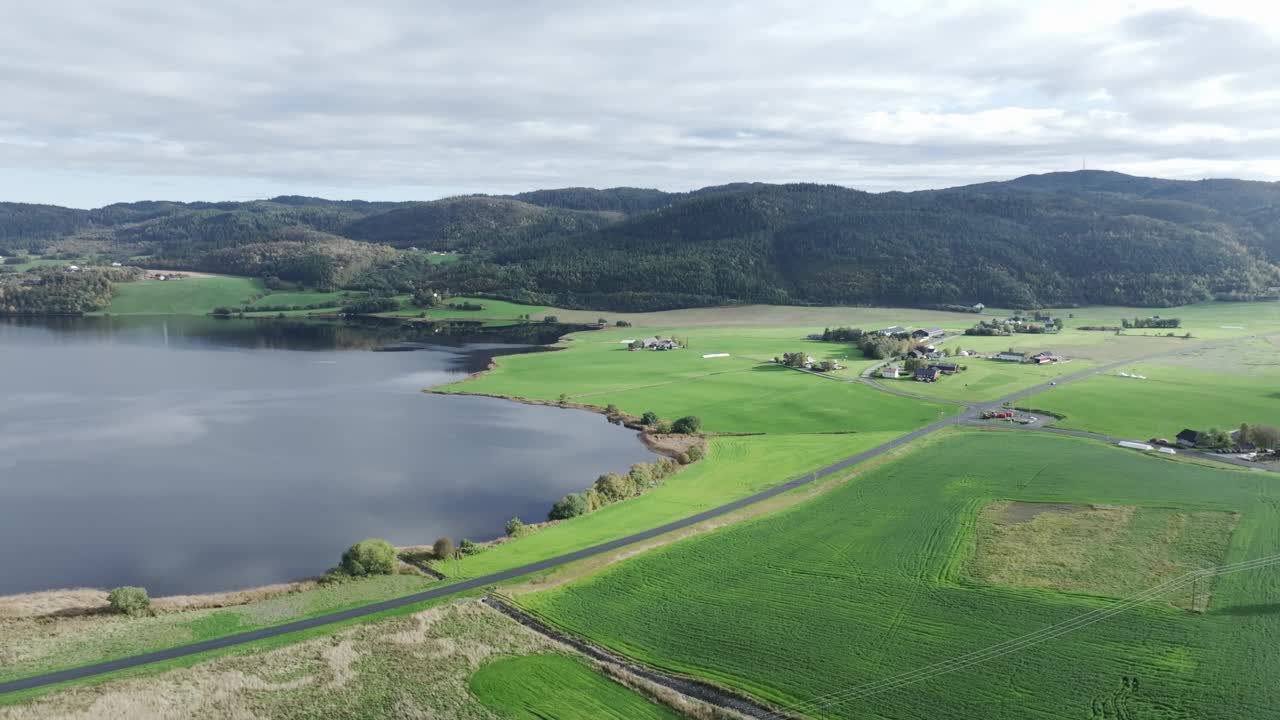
(1030, 351, 1060, 364)
(995, 351, 1028, 362)
(1176, 429, 1203, 448)
(906, 348, 929, 360)
(914, 367, 942, 382)
(930, 361, 960, 374)
(642, 337, 679, 351)
(881, 365, 902, 379)
(911, 327, 945, 340)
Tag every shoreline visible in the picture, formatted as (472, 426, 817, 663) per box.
(4, 324, 688, 616)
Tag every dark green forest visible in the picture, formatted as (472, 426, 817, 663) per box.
(4, 171, 1280, 311)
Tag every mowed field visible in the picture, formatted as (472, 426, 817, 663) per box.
(469, 654, 680, 720)
(522, 431, 1280, 719)
(444, 326, 957, 434)
(1035, 337, 1280, 438)
(104, 276, 264, 315)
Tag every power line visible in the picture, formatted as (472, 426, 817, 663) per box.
(762, 552, 1280, 719)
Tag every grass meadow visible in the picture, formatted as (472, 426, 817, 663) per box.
(449, 433, 901, 579)
(1036, 361, 1279, 439)
(469, 654, 680, 720)
(444, 325, 958, 434)
(104, 276, 264, 315)
(522, 431, 1280, 719)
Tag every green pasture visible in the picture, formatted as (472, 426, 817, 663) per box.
(449, 433, 899, 579)
(523, 432, 1280, 719)
(444, 326, 956, 433)
(1035, 363, 1279, 439)
(469, 654, 680, 719)
(104, 276, 264, 315)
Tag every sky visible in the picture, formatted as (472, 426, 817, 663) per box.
(2, 0, 1279, 208)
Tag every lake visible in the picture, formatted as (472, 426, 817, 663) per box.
(0, 316, 654, 596)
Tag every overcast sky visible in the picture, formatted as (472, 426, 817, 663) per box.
(2, 1, 1278, 207)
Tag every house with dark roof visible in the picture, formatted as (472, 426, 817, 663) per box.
(911, 327, 946, 340)
(995, 351, 1028, 362)
(1176, 429, 1202, 448)
(914, 366, 942, 382)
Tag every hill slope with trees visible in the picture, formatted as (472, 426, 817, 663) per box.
(3, 171, 1279, 311)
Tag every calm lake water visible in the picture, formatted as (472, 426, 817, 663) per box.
(0, 317, 654, 596)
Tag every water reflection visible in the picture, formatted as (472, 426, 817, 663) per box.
(0, 317, 652, 595)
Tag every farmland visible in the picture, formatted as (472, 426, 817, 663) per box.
(1036, 363, 1280, 439)
(522, 431, 1280, 719)
(469, 654, 680, 719)
(442, 325, 958, 434)
(103, 276, 264, 315)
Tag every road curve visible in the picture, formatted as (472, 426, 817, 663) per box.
(0, 333, 1265, 696)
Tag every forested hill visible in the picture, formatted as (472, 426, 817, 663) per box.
(3, 171, 1280, 310)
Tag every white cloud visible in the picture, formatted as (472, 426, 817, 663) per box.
(1, 0, 1278, 206)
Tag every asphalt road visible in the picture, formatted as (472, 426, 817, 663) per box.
(0, 333, 1268, 696)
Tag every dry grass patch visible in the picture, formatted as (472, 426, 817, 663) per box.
(968, 501, 1239, 610)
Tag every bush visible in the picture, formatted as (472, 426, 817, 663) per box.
(543, 315, 559, 323)
(593, 473, 631, 502)
(615, 320, 632, 327)
(641, 411, 659, 426)
(604, 404, 621, 417)
(548, 492, 589, 520)
(459, 538, 480, 555)
(671, 415, 703, 434)
(686, 444, 705, 462)
(433, 536, 456, 560)
(505, 517, 526, 537)
(339, 538, 397, 576)
(107, 586, 151, 616)
(628, 463, 653, 488)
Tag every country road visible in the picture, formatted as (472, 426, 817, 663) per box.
(0, 333, 1270, 697)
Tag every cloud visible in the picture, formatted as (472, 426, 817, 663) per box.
(2, 0, 1279, 206)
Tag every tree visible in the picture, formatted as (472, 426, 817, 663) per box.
(548, 492, 589, 520)
(339, 538, 397, 576)
(1053, 318, 1065, 331)
(671, 415, 703, 434)
(641, 411, 659, 426)
(459, 538, 479, 555)
(505, 517, 526, 537)
(1247, 424, 1280, 450)
(903, 356, 926, 372)
(543, 315, 559, 323)
(604, 404, 621, 417)
(107, 586, 150, 616)
(630, 339, 645, 350)
(781, 351, 808, 368)
(433, 536, 455, 560)
(593, 473, 630, 502)
(686, 444, 705, 462)
(615, 320, 632, 327)
(597, 317, 608, 325)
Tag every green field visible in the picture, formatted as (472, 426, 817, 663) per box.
(1036, 363, 1280, 439)
(249, 289, 352, 307)
(523, 432, 1280, 719)
(104, 276, 264, 315)
(469, 654, 680, 719)
(450, 433, 899, 579)
(445, 326, 957, 434)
